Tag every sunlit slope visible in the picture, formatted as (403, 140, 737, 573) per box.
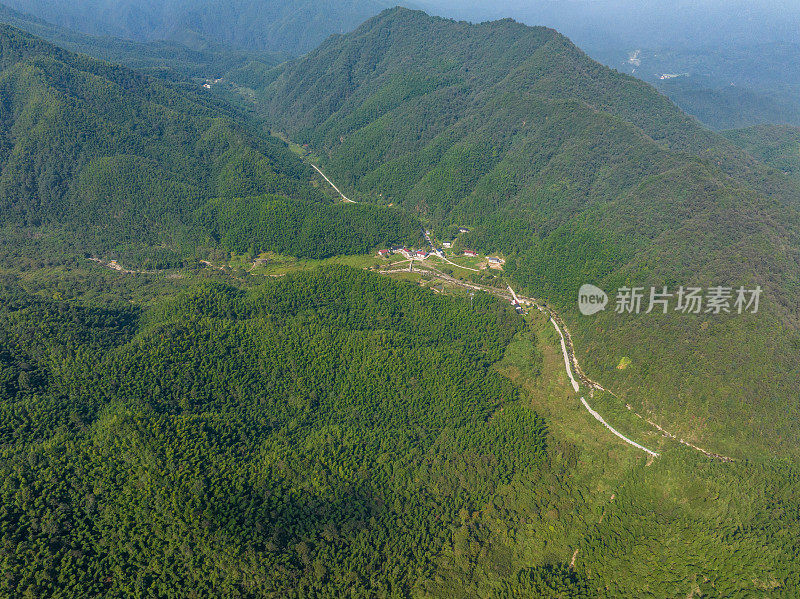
(258, 8, 800, 458)
(0, 25, 420, 260)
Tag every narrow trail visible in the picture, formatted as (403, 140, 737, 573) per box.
(437, 255, 481, 272)
(310, 163, 356, 203)
(88, 258, 156, 275)
(548, 314, 659, 457)
(377, 261, 732, 461)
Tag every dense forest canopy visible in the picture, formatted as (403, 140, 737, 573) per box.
(2, 6, 800, 597)
(3, 267, 800, 597)
(0, 267, 550, 596)
(254, 7, 800, 459)
(723, 123, 800, 180)
(0, 24, 420, 263)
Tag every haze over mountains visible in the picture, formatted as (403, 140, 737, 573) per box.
(421, 0, 800, 50)
(2, 0, 391, 55)
(7, 0, 800, 130)
(420, 0, 800, 130)
(0, 2, 288, 81)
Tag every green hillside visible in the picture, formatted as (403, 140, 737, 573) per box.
(0, 24, 420, 265)
(5, 8, 800, 597)
(3, 266, 800, 597)
(656, 78, 800, 130)
(255, 8, 800, 458)
(0, 267, 549, 597)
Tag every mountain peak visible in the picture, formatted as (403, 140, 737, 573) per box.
(258, 5, 800, 459)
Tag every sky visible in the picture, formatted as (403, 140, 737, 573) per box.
(417, 0, 800, 50)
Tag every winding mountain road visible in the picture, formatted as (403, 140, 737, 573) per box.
(379, 258, 732, 461)
(310, 163, 355, 203)
(307, 166, 730, 461)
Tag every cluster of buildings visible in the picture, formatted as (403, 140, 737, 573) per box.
(441, 228, 471, 249)
(378, 246, 443, 259)
(375, 225, 504, 267)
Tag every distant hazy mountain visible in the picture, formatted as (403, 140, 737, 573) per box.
(3, 0, 392, 55)
(0, 2, 286, 80)
(598, 41, 800, 130)
(420, 0, 800, 54)
(419, 1, 800, 130)
(12, 0, 799, 130)
(258, 7, 800, 459)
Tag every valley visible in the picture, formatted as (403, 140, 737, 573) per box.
(0, 3, 799, 597)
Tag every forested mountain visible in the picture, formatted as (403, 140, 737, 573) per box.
(0, 267, 556, 596)
(2, 0, 390, 55)
(0, 25, 419, 264)
(4, 7, 800, 596)
(257, 7, 800, 458)
(419, 1, 800, 131)
(0, 2, 287, 81)
(653, 77, 800, 131)
(600, 41, 800, 130)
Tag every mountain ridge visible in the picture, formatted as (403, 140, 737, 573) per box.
(0, 23, 421, 265)
(253, 7, 800, 458)
(0, 1, 288, 81)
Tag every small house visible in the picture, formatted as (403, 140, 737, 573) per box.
(463, 250, 478, 257)
(442, 242, 452, 249)
(378, 249, 390, 257)
(458, 227, 470, 234)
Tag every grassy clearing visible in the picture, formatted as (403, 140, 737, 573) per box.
(440, 254, 485, 270)
(495, 311, 651, 468)
(245, 251, 384, 276)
